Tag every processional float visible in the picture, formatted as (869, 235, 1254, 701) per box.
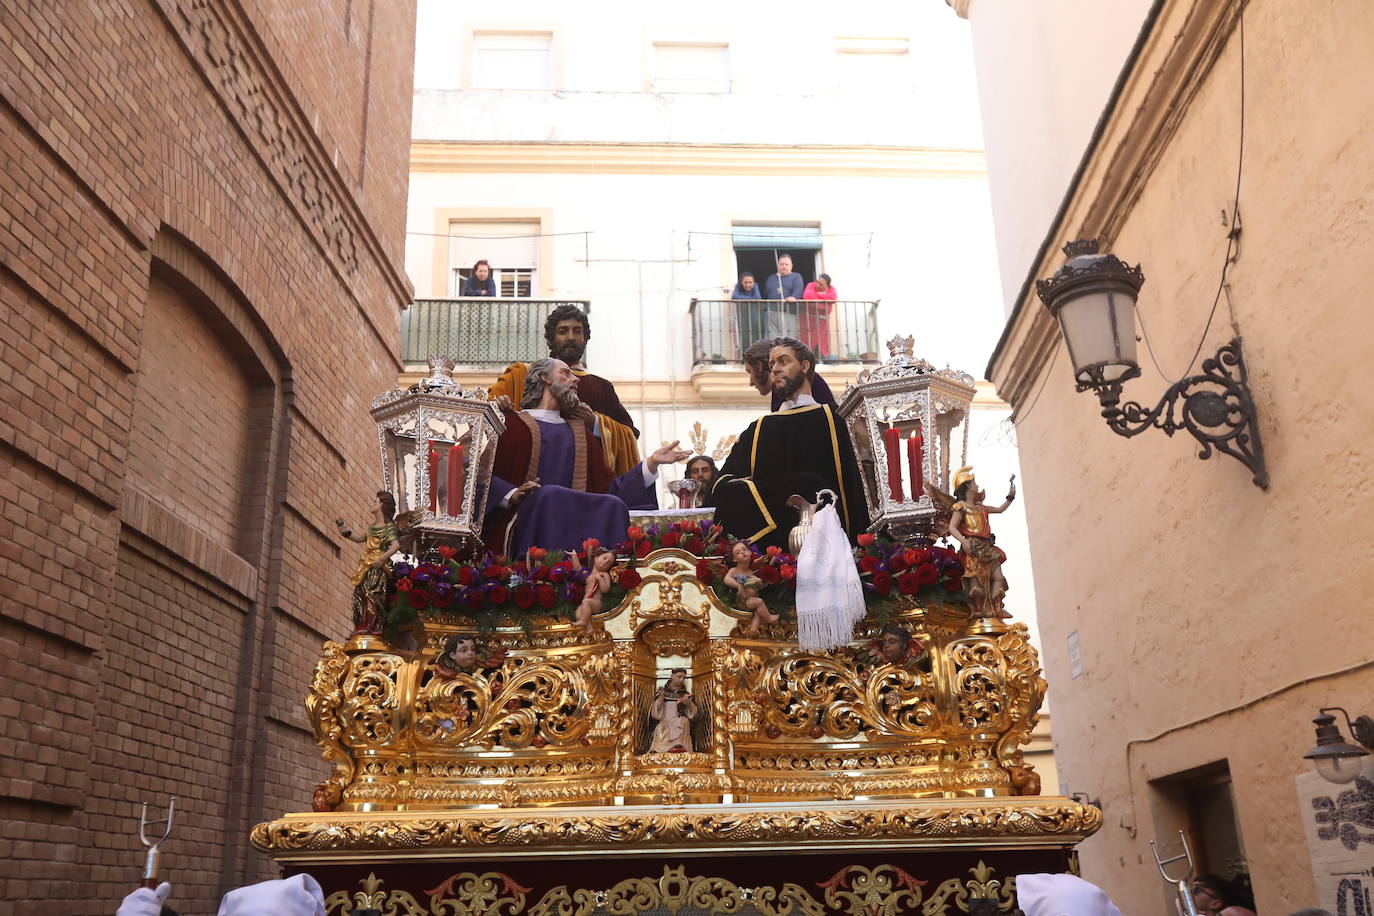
(251, 342, 1100, 916)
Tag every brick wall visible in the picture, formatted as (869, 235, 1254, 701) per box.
(0, 0, 417, 912)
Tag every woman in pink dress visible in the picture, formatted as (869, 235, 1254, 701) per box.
(801, 273, 837, 358)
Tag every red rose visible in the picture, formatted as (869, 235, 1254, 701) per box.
(618, 569, 642, 590)
(626, 525, 645, 542)
(466, 591, 484, 610)
(634, 539, 653, 558)
(683, 535, 704, 554)
(904, 548, 930, 566)
(898, 572, 919, 596)
(757, 565, 781, 585)
(766, 545, 782, 558)
(483, 565, 507, 581)
(678, 520, 697, 533)
(887, 554, 907, 573)
(536, 583, 556, 609)
(408, 588, 431, 610)
(432, 588, 456, 608)
(487, 585, 509, 605)
(873, 572, 893, 595)
(916, 563, 939, 586)
(660, 530, 681, 548)
(695, 559, 715, 584)
(436, 545, 458, 560)
(395, 577, 414, 592)
(859, 556, 880, 574)
(780, 564, 797, 581)
(528, 547, 548, 562)
(857, 533, 876, 547)
(458, 567, 476, 585)
(582, 538, 600, 553)
(513, 585, 535, 610)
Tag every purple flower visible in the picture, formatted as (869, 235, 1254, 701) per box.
(562, 582, 581, 603)
(393, 562, 414, 578)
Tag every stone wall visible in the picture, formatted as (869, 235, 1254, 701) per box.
(0, 1, 416, 912)
(982, 1, 1374, 912)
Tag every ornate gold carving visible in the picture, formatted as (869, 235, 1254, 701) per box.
(820, 864, 926, 916)
(923, 860, 1017, 914)
(307, 642, 353, 807)
(321, 863, 1028, 916)
(252, 798, 1103, 855)
(325, 869, 533, 916)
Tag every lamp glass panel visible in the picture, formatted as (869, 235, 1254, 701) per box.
(1315, 753, 1365, 785)
(1058, 290, 1136, 379)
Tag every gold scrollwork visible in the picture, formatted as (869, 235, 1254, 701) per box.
(308, 642, 354, 803)
(323, 863, 1023, 916)
(252, 800, 1104, 854)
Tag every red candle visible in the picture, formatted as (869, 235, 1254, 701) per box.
(446, 444, 465, 515)
(883, 427, 904, 502)
(907, 426, 924, 501)
(427, 443, 440, 512)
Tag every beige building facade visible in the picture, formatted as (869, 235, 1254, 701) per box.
(960, 0, 1374, 912)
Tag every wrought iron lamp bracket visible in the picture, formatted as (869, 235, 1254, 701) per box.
(1095, 338, 1268, 489)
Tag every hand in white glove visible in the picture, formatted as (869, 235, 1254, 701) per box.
(116, 883, 171, 916)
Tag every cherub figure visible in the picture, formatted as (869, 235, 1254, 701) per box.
(336, 491, 421, 636)
(724, 540, 779, 635)
(929, 467, 1016, 619)
(570, 546, 615, 634)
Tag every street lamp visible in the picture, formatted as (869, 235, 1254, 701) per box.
(1036, 239, 1269, 489)
(1303, 708, 1373, 785)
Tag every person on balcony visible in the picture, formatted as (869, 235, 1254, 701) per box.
(731, 272, 761, 299)
(801, 273, 837, 358)
(483, 357, 690, 557)
(487, 304, 641, 475)
(742, 337, 835, 412)
(761, 253, 804, 339)
(708, 338, 868, 551)
(461, 259, 497, 297)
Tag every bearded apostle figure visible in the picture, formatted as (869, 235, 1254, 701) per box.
(707, 338, 870, 551)
(486, 304, 642, 475)
(482, 357, 690, 557)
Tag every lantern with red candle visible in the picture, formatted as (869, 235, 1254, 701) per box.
(370, 356, 505, 548)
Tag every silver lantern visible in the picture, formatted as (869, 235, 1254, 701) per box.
(837, 335, 976, 541)
(369, 356, 505, 545)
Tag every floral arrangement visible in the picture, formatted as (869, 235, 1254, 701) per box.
(383, 521, 965, 634)
(693, 532, 967, 626)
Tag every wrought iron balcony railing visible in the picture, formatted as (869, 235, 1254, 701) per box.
(690, 298, 882, 365)
(401, 299, 592, 368)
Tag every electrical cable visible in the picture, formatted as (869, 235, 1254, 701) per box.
(1011, 345, 1060, 429)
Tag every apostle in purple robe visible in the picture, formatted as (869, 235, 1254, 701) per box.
(482, 358, 691, 557)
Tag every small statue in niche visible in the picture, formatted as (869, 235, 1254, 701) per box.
(571, 546, 615, 634)
(724, 540, 778, 635)
(336, 491, 422, 637)
(930, 467, 1016, 619)
(647, 668, 699, 753)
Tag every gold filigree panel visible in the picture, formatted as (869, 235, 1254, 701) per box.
(323, 862, 1021, 916)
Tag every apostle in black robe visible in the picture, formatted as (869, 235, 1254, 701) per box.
(708, 338, 869, 550)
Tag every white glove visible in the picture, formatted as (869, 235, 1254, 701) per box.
(218, 874, 326, 916)
(116, 883, 171, 916)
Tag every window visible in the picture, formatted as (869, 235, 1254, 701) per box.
(448, 221, 539, 297)
(471, 32, 553, 90)
(834, 37, 911, 93)
(653, 42, 731, 93)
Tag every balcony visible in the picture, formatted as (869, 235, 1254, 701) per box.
(400, 299, 591, 370)
(690, 298, 882, 364)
